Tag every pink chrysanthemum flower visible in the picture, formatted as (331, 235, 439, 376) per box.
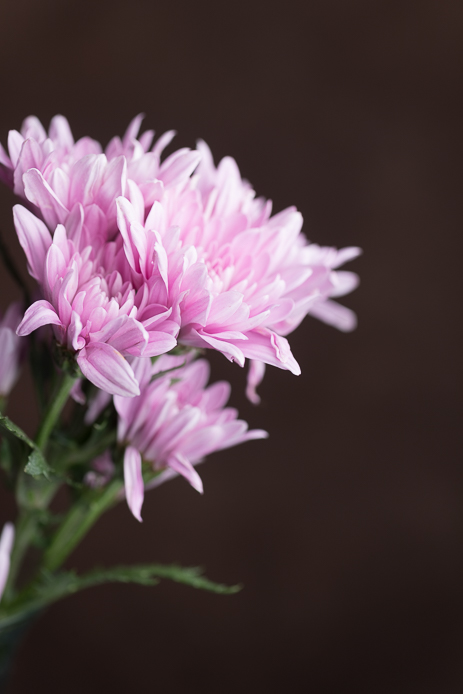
(114, 355, 267, 521)
(14, 205, 176, 396)
(0, 302, 26, 399)
(115, 139, 360, 392)
(2, 114, 360, 402)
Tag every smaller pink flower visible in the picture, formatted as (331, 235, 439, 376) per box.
(84, 451, 115, 489)
(115, 355, 267, 521)
(0, 522, 15, 603)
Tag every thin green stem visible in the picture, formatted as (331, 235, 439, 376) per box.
(42, 478, 123, 573)
(34, 372, 77, 452)
(3, 477, 57, 604)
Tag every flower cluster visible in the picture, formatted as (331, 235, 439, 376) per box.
(0, 114, 360, 520)
(1, 115, 360, 399)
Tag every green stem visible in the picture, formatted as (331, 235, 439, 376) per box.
(3, 372, 75, 602)
(42, 479, 123, 573)
(3, 478, 58, 604)
(34, 372, 77, 452)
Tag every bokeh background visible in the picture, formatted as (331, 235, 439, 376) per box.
(0, 1, 462, 692)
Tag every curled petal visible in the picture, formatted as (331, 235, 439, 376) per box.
(77, 343, 140, 397)
(17, 300, 62, 336)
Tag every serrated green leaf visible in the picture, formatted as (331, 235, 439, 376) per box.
(29, 564, 241, 608)
(0, 414, 36, 449)
(141, 564, 242, 594)
(0, 414, 56, 479)
(24, 450, 52, 480)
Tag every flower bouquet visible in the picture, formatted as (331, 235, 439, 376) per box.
(0, 114, 360, 687)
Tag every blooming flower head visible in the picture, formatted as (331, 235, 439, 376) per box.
(115, 355, 268, 521)
(13, 205, 177, 396)
(115, 138, 360, 396)
(2, 114, 360, 402)
(0, 302, 26, 399)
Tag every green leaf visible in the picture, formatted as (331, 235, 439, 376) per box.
(0, 414, 36, 449)
(24, 450, 53, 480)
(139, 564, 243, 594)
(0, 414, 55, 479)
(29, 564, 241, 607)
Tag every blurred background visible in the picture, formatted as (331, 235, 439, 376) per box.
(0, 1, 462, 691)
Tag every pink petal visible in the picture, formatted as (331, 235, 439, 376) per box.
(69, 154, 106, 207)
(13, 138, 45, 196)
(13, 205, 52, 283)
(330, 271, 360, 298)
(159, 149, 201, 187)
(17, 300, 62, 336)
(330, 246, 362, 269)
(77, 343, 140, 397)
(23, 168, 68, 229)
(98, 155, 127, 214)
(151, 130, 176, 158)
(123, 446, 144, 522)
(91, 315, 148, 356)
(122, 114, 144, 147)
(246, 360, 266, 405)
(309, 299, 357, 332)
(143, 332, 177, 357)
(167, 453, 203, 494)
(238, 329, 301, 375)
(7, 130, 24, 168)
(49, 115, 75, 149)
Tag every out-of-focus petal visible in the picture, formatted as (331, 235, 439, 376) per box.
(0, 522, 15, 603)
(309, 299, 357, 332)
(123, 446, 144, 522)
(246, 360, 266, 405)
(168, 453, 203, 494)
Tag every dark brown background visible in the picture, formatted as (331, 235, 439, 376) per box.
(0, 1, 462, 692)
